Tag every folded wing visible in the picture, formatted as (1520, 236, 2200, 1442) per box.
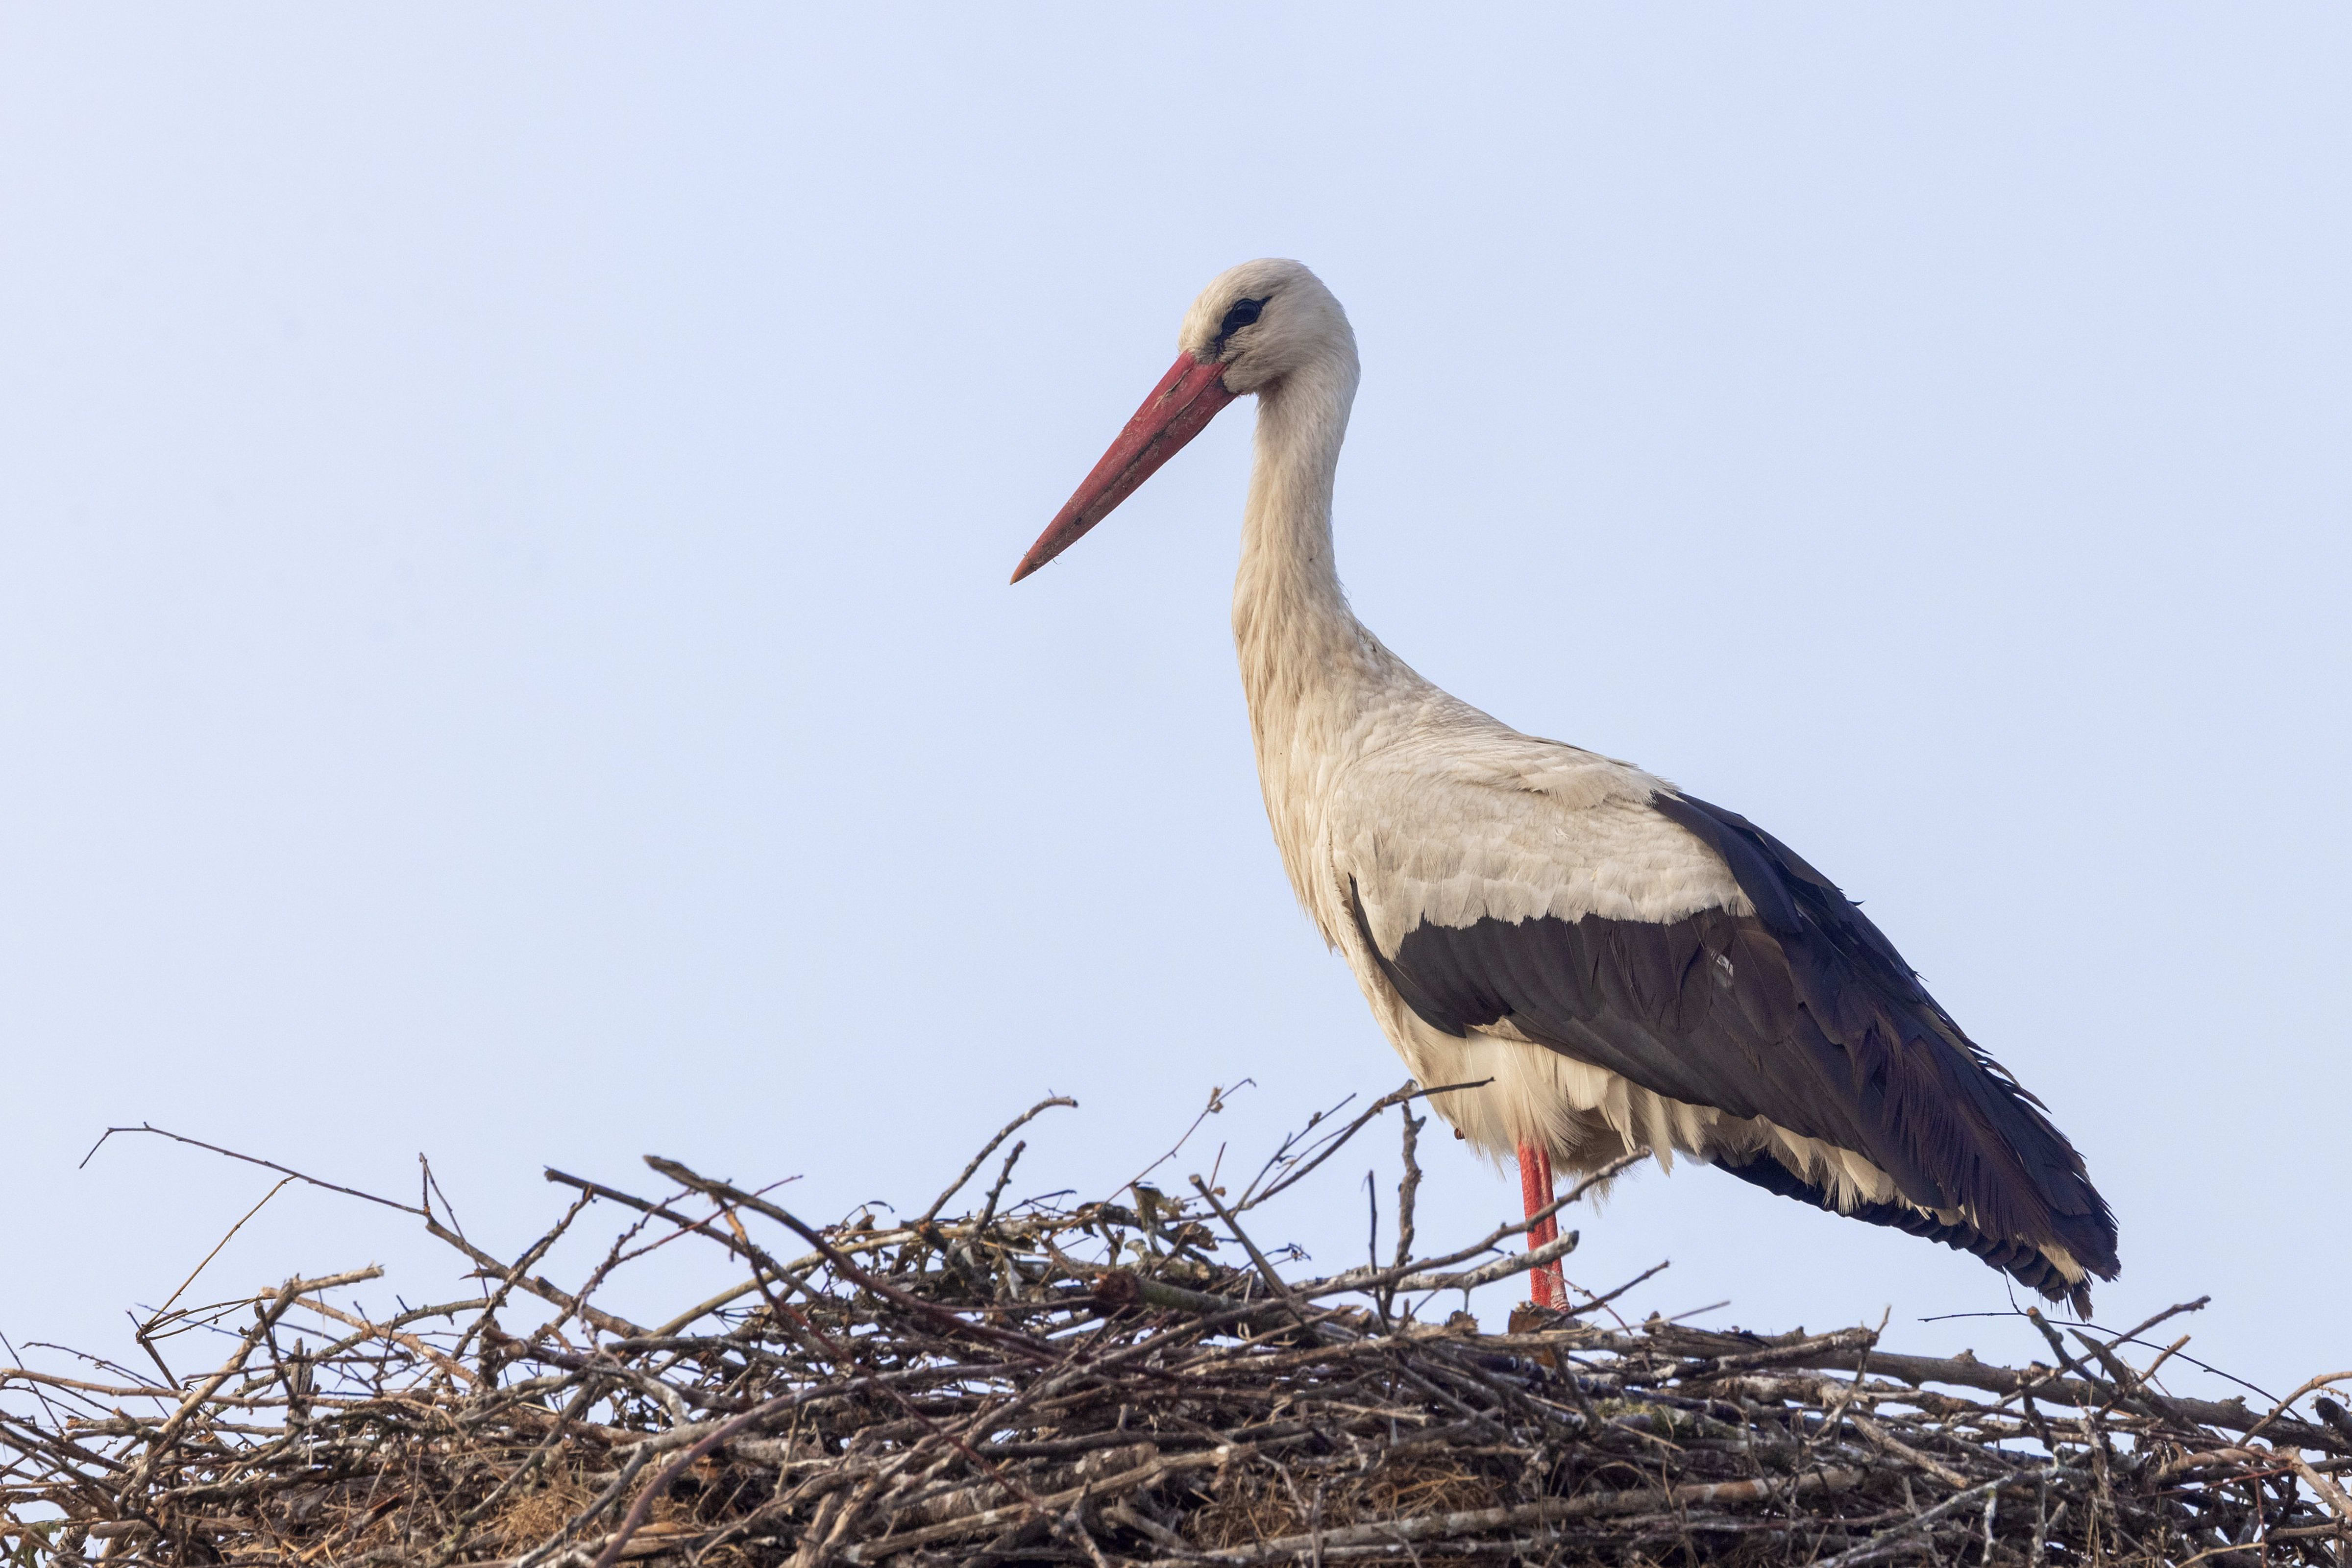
(1332, 740, 2117, 1307)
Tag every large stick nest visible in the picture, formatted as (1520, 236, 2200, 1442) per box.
(3, 1089, 2348, 1566)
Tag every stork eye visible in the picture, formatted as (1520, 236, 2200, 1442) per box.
(1218, 298, 1265, 338)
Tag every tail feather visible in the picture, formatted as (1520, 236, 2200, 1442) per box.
(1718, 1150, 2097, 1315)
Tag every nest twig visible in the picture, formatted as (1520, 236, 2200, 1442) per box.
(6, 1090, 2349, 1566)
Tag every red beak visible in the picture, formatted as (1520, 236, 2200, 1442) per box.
(1012, 353, 1237, 583)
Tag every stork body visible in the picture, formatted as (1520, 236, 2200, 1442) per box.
(1016, 260, 2118, 1310)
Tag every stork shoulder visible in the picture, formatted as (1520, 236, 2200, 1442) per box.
(1327, 723, 1748, 948)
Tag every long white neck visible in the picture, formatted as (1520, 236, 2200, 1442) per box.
(1231, 358, 1386, 719)
(1232, 354, 1417, 933)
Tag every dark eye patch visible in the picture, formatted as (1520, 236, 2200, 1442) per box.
(1217, 298, 1266, 339)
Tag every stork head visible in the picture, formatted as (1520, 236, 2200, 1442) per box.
(1174, 257, 1350, 395)
(1012, 258, 1352, 582)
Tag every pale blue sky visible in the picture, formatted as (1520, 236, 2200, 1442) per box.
(1, 8, 2344, 1399)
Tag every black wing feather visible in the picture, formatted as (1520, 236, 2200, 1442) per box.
(1718, 1150, 2093, 1314)
(1349, 790, 2119, 1303)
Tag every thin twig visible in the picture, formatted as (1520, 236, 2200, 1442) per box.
(919, 1096, 1078, 1225)
(81, 1125, 425, 1215)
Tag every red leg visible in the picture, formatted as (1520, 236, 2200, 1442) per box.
(1516, 1140, 1561, 1307)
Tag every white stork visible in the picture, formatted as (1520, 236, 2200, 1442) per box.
(1013, 260, 2118, 1312)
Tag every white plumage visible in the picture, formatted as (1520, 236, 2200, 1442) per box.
(1016, 259, 2117, 1309)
